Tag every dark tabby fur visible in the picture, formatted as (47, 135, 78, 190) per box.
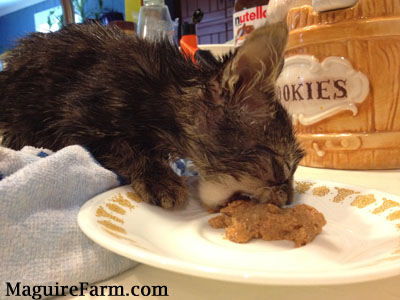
(0, 22, 304, 209)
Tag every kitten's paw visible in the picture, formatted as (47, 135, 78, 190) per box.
(132, 177, 188, 209)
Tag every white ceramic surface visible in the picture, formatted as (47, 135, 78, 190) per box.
(78, 178, 400, 285)
(312, 0, 358, 12)
(276, 55, 370, 126)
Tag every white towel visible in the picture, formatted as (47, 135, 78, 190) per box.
(0, 145, 137, 299)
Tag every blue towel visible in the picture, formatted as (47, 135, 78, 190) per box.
(0, 145, 138, 299)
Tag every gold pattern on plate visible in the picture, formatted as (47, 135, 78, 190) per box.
(372, 198, 400, 214)
(102, 229, 151, 251)
(295, 181, 314, 194)
(111, 193, 135, 210)
(368, 255, 400, 267)
(106, 203, 126, 215)
(126, 191, 143, 203)
(97, 220, 126, 234)
(96, 206, 123, 223)
(351, 194, 376, 208)
(387, 210, 400, 221)
(397, 224, 400, 230)
(103, 228, 138, 245)
(313, 186, 330, 197)
(333, 187, 358, 203)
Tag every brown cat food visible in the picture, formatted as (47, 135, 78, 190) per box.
(208, 200, 326, 247)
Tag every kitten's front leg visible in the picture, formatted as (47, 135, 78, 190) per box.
(131, 159, 188, 209)
(94, 141, 188, 209)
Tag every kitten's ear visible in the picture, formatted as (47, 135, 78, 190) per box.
(222, 22, 288, 96)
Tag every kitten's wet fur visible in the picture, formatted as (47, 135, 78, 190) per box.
(0, 22, 304, 209)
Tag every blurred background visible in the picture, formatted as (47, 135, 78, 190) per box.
(0, 0, 236, 56)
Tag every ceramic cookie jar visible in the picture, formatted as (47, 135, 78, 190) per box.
(276, 0, 400, 169)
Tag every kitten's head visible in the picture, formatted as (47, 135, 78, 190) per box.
(186, 22, 304, 210)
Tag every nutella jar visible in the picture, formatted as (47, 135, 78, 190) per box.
(233, 0, 269, 47)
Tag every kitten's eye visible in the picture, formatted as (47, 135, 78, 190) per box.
(271, 156, 284, 182)
(283, 161, 291, 178)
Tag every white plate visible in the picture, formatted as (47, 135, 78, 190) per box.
(78, 178, 400, 285)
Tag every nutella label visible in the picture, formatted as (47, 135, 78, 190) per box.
(233, 5, 268, 47)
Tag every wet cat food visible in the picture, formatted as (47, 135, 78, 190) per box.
(208, 200, 326, 247)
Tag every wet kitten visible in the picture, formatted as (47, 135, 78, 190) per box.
(0, 22, 304, 209)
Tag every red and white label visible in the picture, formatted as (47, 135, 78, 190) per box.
(233, 5, 268, 47)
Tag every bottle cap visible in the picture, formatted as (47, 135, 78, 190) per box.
(143, 0, 165, 5)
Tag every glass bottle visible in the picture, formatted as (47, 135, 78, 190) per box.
(137, 0, 175, 43)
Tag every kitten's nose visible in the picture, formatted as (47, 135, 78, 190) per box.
(259, 184, 291, 207)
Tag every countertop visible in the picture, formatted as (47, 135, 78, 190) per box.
(59, 166, 400, 300)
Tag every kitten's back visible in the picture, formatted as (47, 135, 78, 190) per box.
(0, 23, 219, 151)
